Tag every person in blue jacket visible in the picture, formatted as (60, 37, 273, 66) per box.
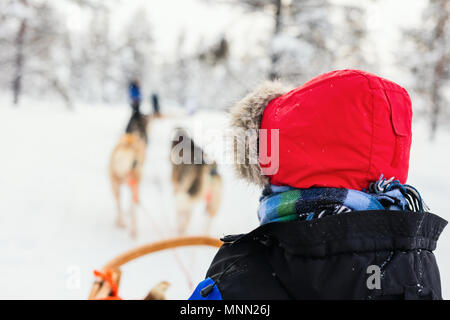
(129, 80, 142, 111)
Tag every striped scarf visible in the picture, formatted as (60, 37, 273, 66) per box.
(258, 176, 428, 226)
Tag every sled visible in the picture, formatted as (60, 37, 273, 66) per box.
(89, 236, 223, 300)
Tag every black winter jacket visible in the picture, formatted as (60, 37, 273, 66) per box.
(204, 211, 447, 300)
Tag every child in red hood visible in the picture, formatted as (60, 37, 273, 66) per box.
(190, 70, 447, 300)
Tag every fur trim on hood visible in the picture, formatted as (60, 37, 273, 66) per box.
(230, 81, 287, 186)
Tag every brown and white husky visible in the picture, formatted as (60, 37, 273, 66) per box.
(170, 129, 222, 235)
(110, 116, 148, 238)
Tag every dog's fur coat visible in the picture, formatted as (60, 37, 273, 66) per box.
(170, 129, 222, 235)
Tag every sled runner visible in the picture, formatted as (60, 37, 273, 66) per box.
(89, 236, 222, 300)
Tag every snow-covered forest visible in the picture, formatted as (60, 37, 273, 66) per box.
(1, 0, 449, 134)
(0, 0, 449, 300)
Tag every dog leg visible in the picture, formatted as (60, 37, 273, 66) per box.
(128, 177, 140, 238)
(112, 180, 126, 228)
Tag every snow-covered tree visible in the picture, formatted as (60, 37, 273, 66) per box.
(66, 3, 152, 104)
(0, 0, 109, 106)
(82, 3, 114, 103)
(120, 8, 153, 87)
(0, 0, 373, 109)
(402, 0, 450, 139)
(331, 3, 375, 72)
(210, 0, 372, 84)
(0, 0, 53, 105)
(278, 0, 334, 81)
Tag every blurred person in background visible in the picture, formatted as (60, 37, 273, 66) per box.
(151, 92, 161, 117)
(129, 80, 142, 112)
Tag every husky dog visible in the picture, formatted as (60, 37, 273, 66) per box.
(170, 129, 222, 235)
(109, 112, 151, 237)
(109, 133, 146, 237)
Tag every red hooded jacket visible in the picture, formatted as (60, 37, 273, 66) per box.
(260, 69, 413, 190)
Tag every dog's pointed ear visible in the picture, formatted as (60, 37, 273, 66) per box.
(229, 81, 287, 186)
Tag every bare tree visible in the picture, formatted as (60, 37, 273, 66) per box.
(231, 0, 286, 80)
(120, 8, 153, 84)
(211, 0, 336, 82)
(1, 0, 98, 106)
(11, 0, 28, 105)
(332, 4, 374, 71)
(270, 0, 282, 80)
(0, 0, 123, 107)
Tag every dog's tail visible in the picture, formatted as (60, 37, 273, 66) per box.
(206, 165, 222, 218)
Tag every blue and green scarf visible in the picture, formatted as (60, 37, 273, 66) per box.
(258, 175, 428, 226)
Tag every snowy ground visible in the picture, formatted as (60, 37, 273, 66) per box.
(0, 100, 449, 299)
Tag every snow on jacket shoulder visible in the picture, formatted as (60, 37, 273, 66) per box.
(190, 211, 447, 300)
